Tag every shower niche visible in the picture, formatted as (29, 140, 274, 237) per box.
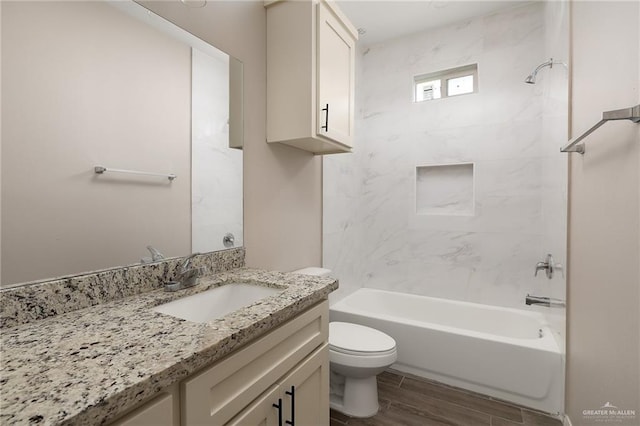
(415, 163, 474, 216)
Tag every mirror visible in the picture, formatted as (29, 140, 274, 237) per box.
(0, 0, 243, 286)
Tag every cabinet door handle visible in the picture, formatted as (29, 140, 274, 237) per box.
(321, 104, 329, 131)
(285, 385, 295, 426)
(273, 398, 283, 426)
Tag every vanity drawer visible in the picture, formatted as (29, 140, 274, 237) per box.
(182, 301, 328, 425)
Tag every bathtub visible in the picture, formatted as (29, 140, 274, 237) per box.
(330, 288, 563, 414)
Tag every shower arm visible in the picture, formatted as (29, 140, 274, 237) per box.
(561, 104, 640, 154)
(525, 58, 567, 84)
(535, 59, 566, 72)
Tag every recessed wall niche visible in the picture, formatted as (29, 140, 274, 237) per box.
(416, 163, 474, 216)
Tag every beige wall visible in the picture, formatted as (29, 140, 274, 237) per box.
(567, 1, 640, 424)
(141, 1, 322, 272)
(1, 0, 322, 286)
(1, 1, 191, 285)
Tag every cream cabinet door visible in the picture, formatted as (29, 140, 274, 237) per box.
(280, 344, 330, 426)
(182, 302, 329, 425)
(317, 0, 356, 148)
(110, 393, 174, 426)
(225, 345, 329, 426)
(227, 385, 282, 426)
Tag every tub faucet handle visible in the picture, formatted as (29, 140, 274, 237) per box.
(554, 262, 565, 279)
(534, 254, 554, 279)
(534, 262, 547, 276)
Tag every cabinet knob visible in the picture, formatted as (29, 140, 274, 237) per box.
(321, 104, 329, 131)
(285, 385, 295, 426)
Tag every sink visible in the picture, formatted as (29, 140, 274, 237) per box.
(152, 283, 284, 323)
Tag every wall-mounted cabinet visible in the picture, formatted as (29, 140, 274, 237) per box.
(265, 0, 358, 154)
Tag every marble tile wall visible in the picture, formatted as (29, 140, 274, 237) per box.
(416, 163, 474, 216)
(324, 2, 568, 311)
(540, 0, 569, 357)
(192, 48, 243, 253)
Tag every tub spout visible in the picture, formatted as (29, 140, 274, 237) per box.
(525, 294, 566, 308)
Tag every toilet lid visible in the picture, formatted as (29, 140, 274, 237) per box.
(329, 322, 396, 354)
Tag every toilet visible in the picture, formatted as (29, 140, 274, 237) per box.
(328, 321, 398, 417)
(292, 267, 398, 418)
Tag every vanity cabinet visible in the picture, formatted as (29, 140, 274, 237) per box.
(265, 0, 358, 154)
(182, 301, 329, 425)
(108, 301, 329, 426)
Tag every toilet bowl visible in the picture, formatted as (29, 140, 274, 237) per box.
(291, 267, 398, 418)
(329, 321, 397, 417)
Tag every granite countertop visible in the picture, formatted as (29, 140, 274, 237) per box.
(0, 268, 337, 425)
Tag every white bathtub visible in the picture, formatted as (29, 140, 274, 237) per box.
(330, 288, 563, 414)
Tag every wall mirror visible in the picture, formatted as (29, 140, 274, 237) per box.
(1, 0, 244, 287)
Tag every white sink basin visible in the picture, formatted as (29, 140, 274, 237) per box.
(153, 283, 284, 323)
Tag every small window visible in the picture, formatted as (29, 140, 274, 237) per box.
(414, 64, 478, 102)
(417, 79, 442, 100)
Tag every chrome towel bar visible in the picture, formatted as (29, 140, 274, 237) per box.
(94, 166, 177, 181)
(561, 104, 640, 154)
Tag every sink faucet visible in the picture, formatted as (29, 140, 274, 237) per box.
(180, 252, 200, 271)
(146, 245, 165, 262)
(140, 245, 165, 263)
(170, 252, 204, 290)
(525, 294, 566, 308)
(163, 253, 208, 292)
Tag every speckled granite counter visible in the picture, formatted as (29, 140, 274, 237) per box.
(0, 268, 337, 425)
(0, 248, 246, 329)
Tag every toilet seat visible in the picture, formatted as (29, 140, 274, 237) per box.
(330, 346, 397, 357)
(329, 322, 396, 355)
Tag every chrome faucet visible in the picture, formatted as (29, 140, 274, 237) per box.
(164, 253, 205, 292)
(180, 252, 200, 272)
(140, 245, 165, 263)
(525, 294, 566, 308)
(146, 245, 165, 261)
(534, 254, 554, 279)
(177, 252, 203, 287)
(534, 254, 564, 279)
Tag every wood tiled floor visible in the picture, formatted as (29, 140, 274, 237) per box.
(330, 370, 563, 426)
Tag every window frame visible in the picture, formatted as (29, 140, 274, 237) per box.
(414, 64, 478, 102)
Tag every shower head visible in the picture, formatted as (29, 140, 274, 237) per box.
(524, 58, 566, 84)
